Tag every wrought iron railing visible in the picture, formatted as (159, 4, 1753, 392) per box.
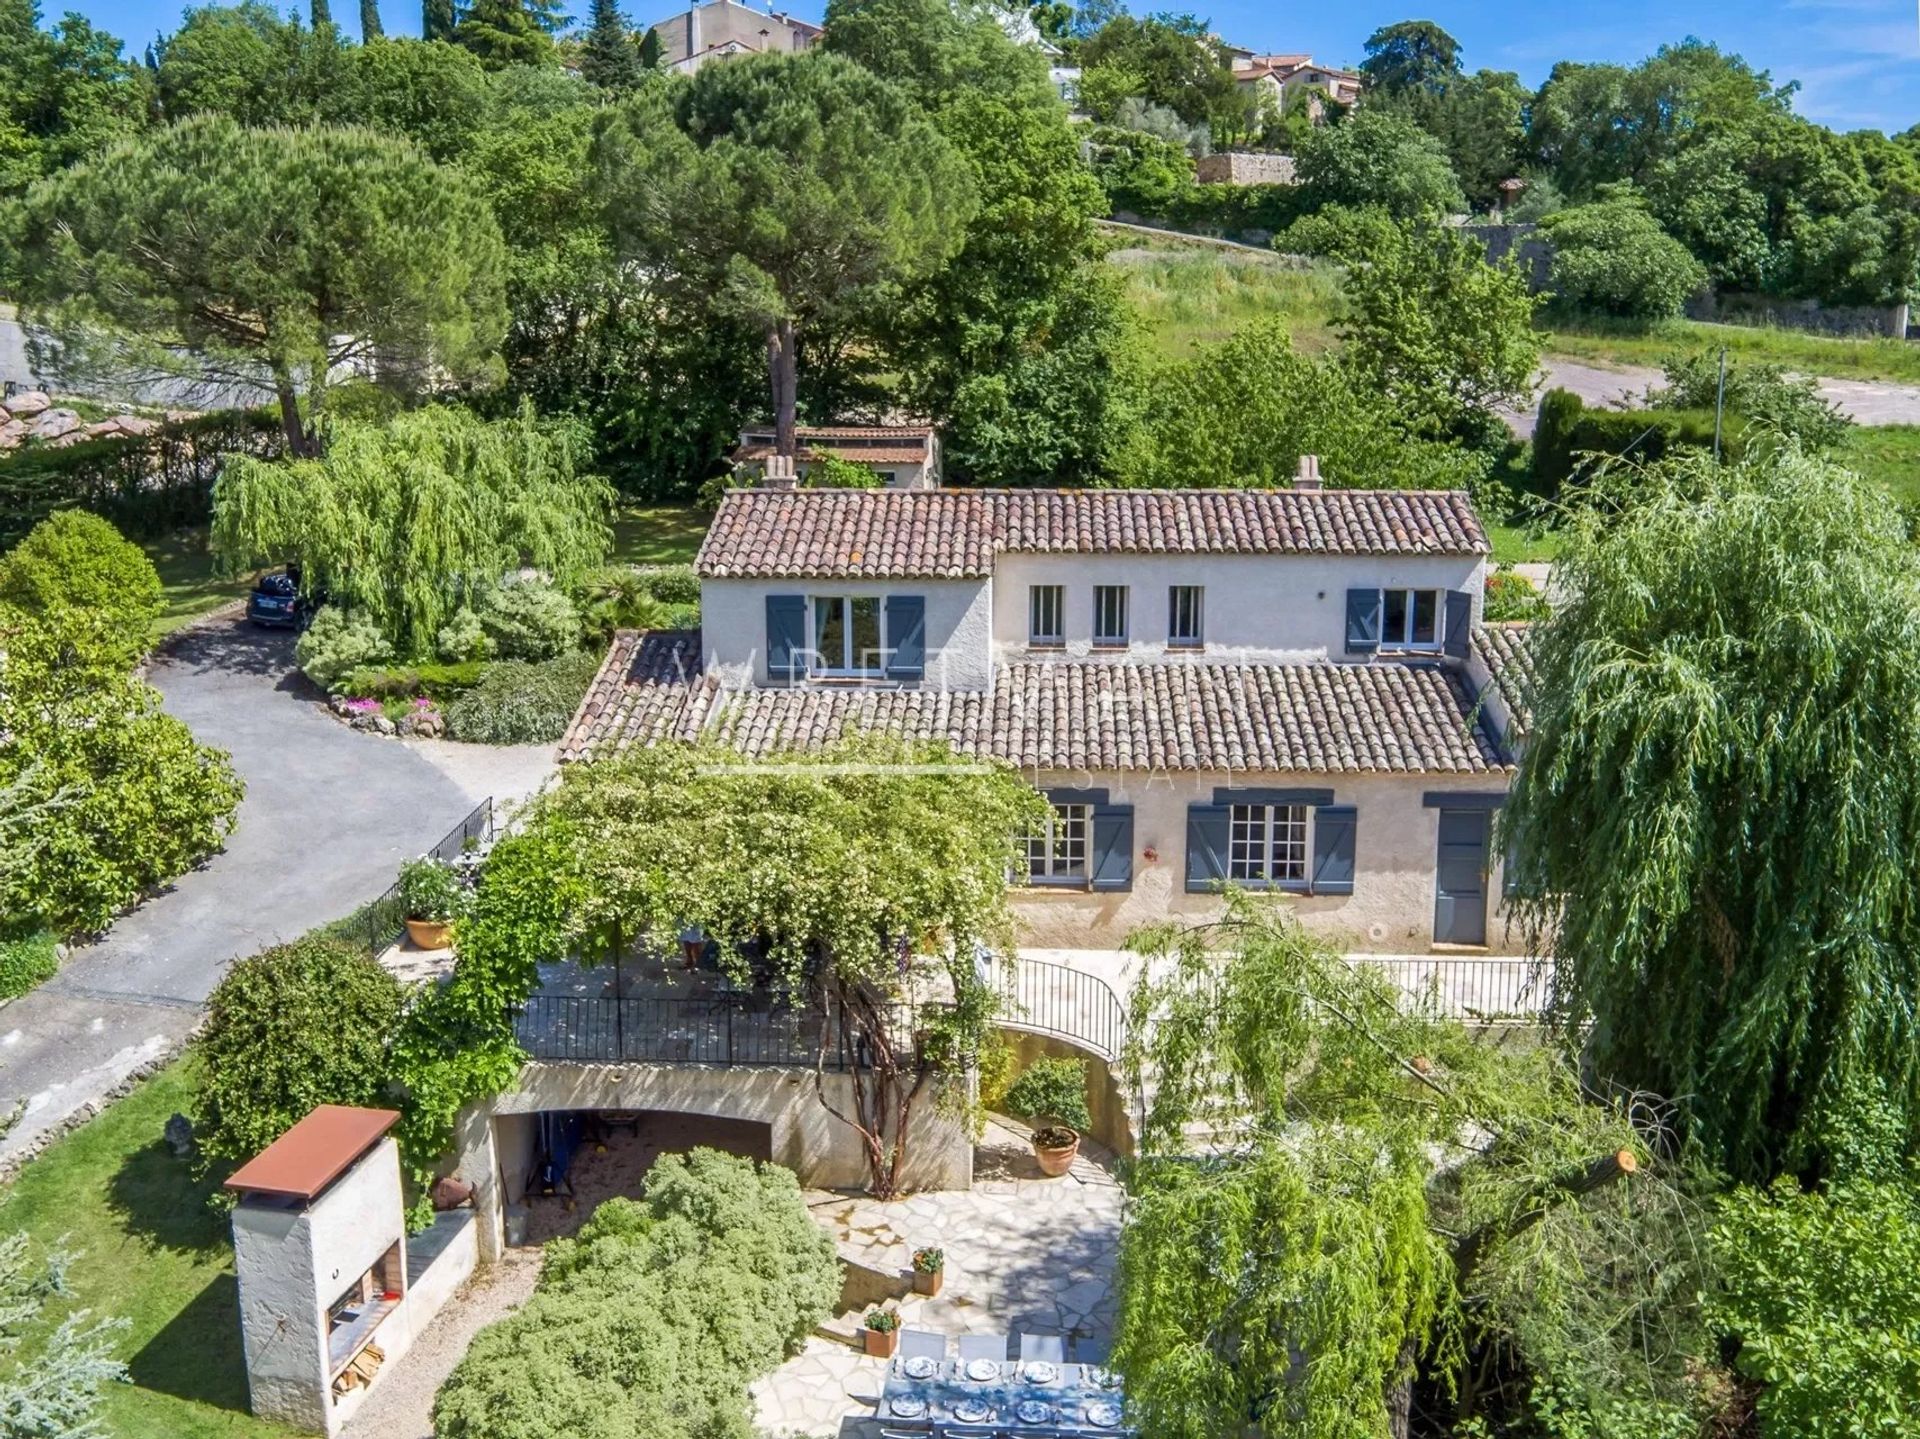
(993, 958, 1127, 1063)
(513, 992, 860, 1069)
(1349, 955, 1551, 1022)
(365, 796, 495, 954)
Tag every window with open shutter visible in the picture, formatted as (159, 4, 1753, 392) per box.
(1185, 805, 1231, 892)
(1442, 590, 1473, 660)
(766, 595, 805, 683)
(1310, 805, 1356, 894)
(885, 595, 925, 680)
(1345, 589, 1383, 653)
(1091, 806, 1134, 892)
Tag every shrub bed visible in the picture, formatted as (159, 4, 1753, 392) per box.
(433, 1149, 840, 1439)
(0, 931, 59, 999)
(444, 650, 602, 745)
(341, 660, 489, 701)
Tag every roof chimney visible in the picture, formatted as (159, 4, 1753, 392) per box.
(762, 453, 797, 489)
(1294, 454, 1322, 491)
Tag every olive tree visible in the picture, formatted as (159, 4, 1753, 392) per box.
(594, 51, 974, 456)
(13, 114, 507, 456)
(1507, 447, 1920, 1183)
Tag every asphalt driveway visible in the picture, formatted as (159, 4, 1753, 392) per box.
(0, 617, 543, 1168)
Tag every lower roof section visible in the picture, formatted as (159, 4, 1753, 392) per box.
(560, 630, 1512, 775)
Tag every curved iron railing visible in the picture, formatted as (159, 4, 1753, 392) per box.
(993, 958, 1127, 1064)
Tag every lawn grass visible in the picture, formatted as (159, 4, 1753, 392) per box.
(1542, 316, 1920, 385)
(610, 501, 709, 567)
(0, 1057, 300, 1439)
(1484, 516, 1565, 566)
(1108, 242, 1343, 359)
(1835, 423, 1920, 507)
(142, 527, 259, 637)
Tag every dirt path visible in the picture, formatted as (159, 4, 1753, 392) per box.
(1502, 357, 1920, 436)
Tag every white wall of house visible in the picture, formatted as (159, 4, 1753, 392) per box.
(1007, 769, 1519, 954)
(701, 576, 994, 690)
(989, 553, 1488, 661)
(456, 1064, 973, 1263)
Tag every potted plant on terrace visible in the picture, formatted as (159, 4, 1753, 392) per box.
(1004, 1056, 1093, 1178)
(863, 1308, 900, 1358)
(911, 1246, 944, 1297)
(398, 857, 466, 949)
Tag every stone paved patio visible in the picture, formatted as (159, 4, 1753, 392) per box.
(751, 1118, 1125, 1438)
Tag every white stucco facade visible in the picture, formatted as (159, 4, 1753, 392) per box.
(989, 552, 1487, 661)
(700, 576, 995, 690)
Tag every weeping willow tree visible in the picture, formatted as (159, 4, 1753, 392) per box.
(1115, 896, 1706, 1439)
(212, 404, 613, 654)
(1505, 448, 1920, 1184)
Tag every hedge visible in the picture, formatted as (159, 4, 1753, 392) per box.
(0, 931, 59, 999)
(433, 1149, 840, 1439)
(443, 650, 602, 745)
(0, 408, 282, 546)
(1531, 390, 1732, 492)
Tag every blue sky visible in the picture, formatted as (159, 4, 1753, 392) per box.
(68, 0, 1920, 134)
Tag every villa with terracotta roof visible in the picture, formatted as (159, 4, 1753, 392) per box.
(730, 423, 942, 490)
(563, 476, 1531, 953)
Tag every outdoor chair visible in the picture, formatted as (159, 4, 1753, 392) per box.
(956, 1333, 1008, 1364)
(898, 1329, 949, 1364)
(1018, 1332, 1066, 1365)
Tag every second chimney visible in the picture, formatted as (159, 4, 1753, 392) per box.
(1295, 454, 1322, 491)
(762, 453, 798, 489)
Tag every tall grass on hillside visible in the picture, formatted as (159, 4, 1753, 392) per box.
(1110, 244, 1344, 359)
(1545, 315, 1920, 385)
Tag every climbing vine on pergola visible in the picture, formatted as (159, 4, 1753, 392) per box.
(420, 736, 1047, 1198)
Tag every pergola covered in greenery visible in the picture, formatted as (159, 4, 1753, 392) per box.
(395, 736, 1047, 1197)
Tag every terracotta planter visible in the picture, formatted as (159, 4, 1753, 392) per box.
(912, 1267, 944, 1297)
(404, 917, 453, 950)
(1032, 1126, 1081, 1177)
(864, 1325, 899, 1359)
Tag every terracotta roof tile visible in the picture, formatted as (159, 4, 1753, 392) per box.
(1472, 621, 1535, 738)
(695, 489, 1490, 579)
(560, 642, 1510, 774)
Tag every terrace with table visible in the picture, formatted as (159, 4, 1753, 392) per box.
(753, 1119, 1126, 1438)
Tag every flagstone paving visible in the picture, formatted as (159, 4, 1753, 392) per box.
(751, 1119, 1126, 1438)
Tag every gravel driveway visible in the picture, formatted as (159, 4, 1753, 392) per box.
(0, 616, 556, 1169)
(1502, 357, 1920, 436)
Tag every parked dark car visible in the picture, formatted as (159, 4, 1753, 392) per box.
(246, 569, 313, 629)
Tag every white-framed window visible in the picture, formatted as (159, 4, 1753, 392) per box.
(1382, 588, 1442, 650)
(1025, 802, 1090, 883)
(1229, 803, 1309, 885)
(1093, 585, 1129, 647)
(1168, 585, 1204, 647)
(809, 595, 885, 675)
(1029, 584, 1064, 646)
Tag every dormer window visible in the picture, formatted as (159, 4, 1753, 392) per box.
(1093, 585, 1130, 648)
(812, 595, 884, 675)
(1029, 585, 1064, 647)
(1168, 586, 1204, 648)
(1383, 589, 1441, 650)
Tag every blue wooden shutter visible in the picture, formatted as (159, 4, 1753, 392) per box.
(1443, 590, 1473, 660)
(1091, 805, 1133, 892)
(885, 594, 926, 680)
(1345, 589, 1383, 653)
(766, 594, 805, 683)
(1186, 804, 1231, 892)
(1310, 805, 1356, 895)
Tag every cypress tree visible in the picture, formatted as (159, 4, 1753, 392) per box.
(580, 0, 643, 90)
(360, 0, 384, 37)
(423, 0, 456, 41)
(311, 0, 333, 27)
(638, 23, 661, 67)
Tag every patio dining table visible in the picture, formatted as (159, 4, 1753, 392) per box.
(878, 1359, 1131, 1435)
